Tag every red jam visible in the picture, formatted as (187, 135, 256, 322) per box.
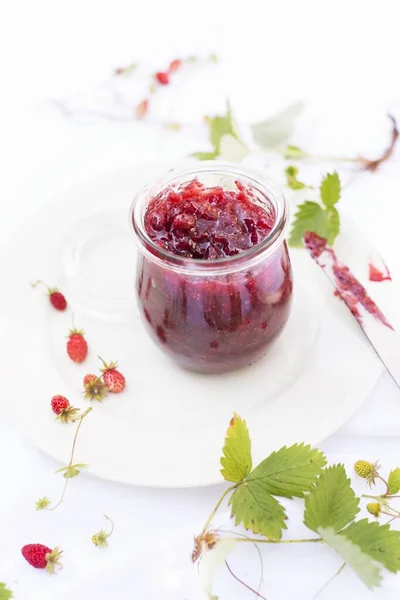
(136, 179, 293, 373)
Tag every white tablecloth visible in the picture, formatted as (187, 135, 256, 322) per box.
(1, 1, 400, 598)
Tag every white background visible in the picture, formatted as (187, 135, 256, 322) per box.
(1, 1, 400, 598)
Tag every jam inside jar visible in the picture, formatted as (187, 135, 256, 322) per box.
(131, 162, 293, 374)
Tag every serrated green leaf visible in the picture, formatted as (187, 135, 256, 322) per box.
(230, 480, 287, 539)
(247, 443, 326, 498)
(320, 172, 341, 207)
(341, 519, 400, 573)
(388, 468, 400, 495)
(251, 102, 304, 149)
(220, 413, 252, 483)
(304, 464, 360, 533)
(191, 151, 219, 160)
(0, 584, 13, 600)
(285, 165, 312, 190)
(283, 144, 310, 160)
(289, 201, 340, 248)
(219, 134, 248, 162)
(319, 527, 382, 589)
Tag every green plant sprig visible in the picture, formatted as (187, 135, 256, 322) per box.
(36, 407, 92, 511)
(193, 414, 400, 598)
(354, 460, 400, 522)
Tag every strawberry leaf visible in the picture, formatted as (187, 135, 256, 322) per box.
(282, 144, 310, 160)
(220, 413, 252, 483)
(304, 464, 360, 533)
(251, 102, 304, 149)
(285, 165, 313, 190)
(289, 201, 327, 247)
(319, 527, 382, 589)
(230, 479, 287, 540)
(247, 443, 327, 498)
(320, 172, 341, 207)
(388, 468, 400, 495)
(341, 519, 400, 574)
(0, 584, 13, 600)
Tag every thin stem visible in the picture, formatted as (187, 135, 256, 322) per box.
(312, 562, 346, 600)
(225, 560, 268, 600)
(381, 510, 398, 519)
(361, 493, 383, 500)
(229, 536, 322, 544)
(201, 484, 238, 535)
(46, 408, 92, 511)
(377, 475, 390, 496)
(104, 515, 115, 538)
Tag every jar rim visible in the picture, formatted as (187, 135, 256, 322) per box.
(129, 161, 289, 275)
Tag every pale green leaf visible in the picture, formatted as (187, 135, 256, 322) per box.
(319, 527, 382, 589)
(219, 134, 248, 162)
(320, 172, 341, 207)
(388, 468, 400, 495)
(325, 206, 340, 245)
(304, 464, 360, 533)
(191, 151, 219, 161)
(341, 519, 400, 573)
(230, 480, 287, 540)
(283, 144, 310, 160)
(220, 414, 252, 482)
(209, 114, 236, 150)
(0, 584, 13, 600)
(247, 443, 326, 498)
(285, 165, 312, 190)
(289, 201, 326, 247)
(251, 102, 304, 149)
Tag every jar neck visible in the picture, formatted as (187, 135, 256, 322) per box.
(130, 161, 289, 276)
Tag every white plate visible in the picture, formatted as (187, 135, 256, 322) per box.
(0, 164, 393, 487)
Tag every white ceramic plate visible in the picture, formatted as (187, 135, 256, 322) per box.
(0, 164, 394, 487)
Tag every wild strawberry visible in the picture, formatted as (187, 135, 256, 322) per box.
(136, 99, 149, 119)
(83, 373, 108, 402)
(67, 329, 88, 363)
(51, 395, 79, 424)
(21, 544, 62, 574)
(354, 459, 381, 487)
(168, 59, 181, 73)
(155, 71, 169, 85)
(99, 357, 126, 393)
(31, 280, 67, 311)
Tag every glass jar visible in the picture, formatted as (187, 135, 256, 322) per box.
(130, 162, 293, 374)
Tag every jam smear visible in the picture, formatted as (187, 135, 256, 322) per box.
(369, 262, 392, 282)
(144, 179, 274, 259)
(304, 232, 392, 330)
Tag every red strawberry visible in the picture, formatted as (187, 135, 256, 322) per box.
(155, 71, 169, 85)
(168, 59, 181, 73)
(51, 395, 79, 424)
(31, 280, 67, 311)
(67, 329, 88, 363)
(83, 373, 108, 402)
(21, 544, 62, 574)
(99, 357, 126, 393)
(136, 99, 149, 119)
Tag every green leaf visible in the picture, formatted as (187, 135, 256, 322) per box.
(219, 134, 248, 162)
(247, 443, 326, 498)
(289, 201, 340, 248)
(388, 468, 400, 495)
(191, 151, 219, 160)
(251, 102, 304, 149)
(56, 463, 87, 478)
(220, 413, 252, 483)
(289, 201, 326, 247)
(320, 172, 341, 207)
(230, 479, 287, 540)
(341, 519, 400, 573)
(283, 144, 310, 160)
(0, 584, 13, 600)
(209, 115, 236, 149)
(319, 527, 382, 589)
(304, 464, 360, 533)
(284, 165, 312, 190)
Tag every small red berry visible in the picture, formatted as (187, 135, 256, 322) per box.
(168, 59, 181, 73)
(21, 544, 62, 574)
(31, 280, 67, 311)
(155, 71, 169, 85)
(67, 329, 88, 363)
(136, 99, 149, 119)
(51, 395, 79, 423)
(83, 373, 108, 402)
(99, 357, 126, 393)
